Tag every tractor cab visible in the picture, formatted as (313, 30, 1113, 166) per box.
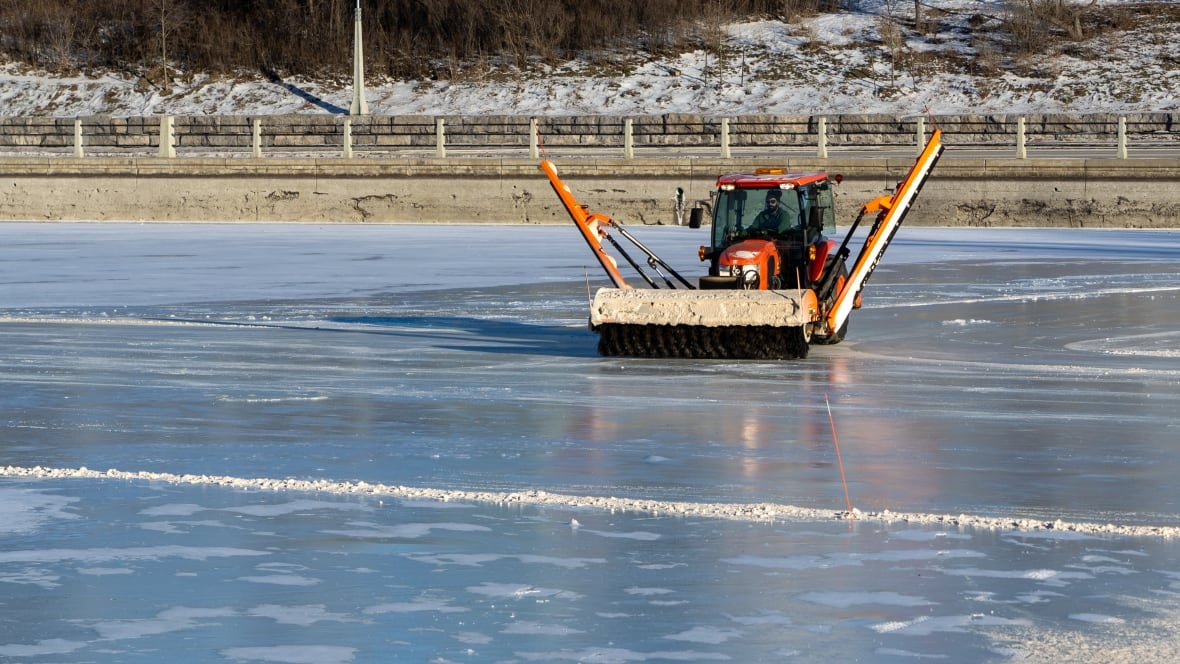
(701, 171, 839, 290)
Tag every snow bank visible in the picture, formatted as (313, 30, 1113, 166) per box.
(2, 1, 1177, 118)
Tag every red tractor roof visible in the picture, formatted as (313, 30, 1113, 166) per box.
(715, 171, 831, 189)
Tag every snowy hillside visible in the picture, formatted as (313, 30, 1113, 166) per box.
(1, 0, 1177, 117)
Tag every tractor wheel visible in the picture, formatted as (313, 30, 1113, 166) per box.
(813, 262, 849, 345)
(812, 319, 848, 345)
(785, 325, 811, 358)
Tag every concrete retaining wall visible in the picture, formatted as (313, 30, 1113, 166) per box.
(2, 156, 1179, 227)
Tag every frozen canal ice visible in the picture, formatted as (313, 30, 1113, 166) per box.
(2, 223, 1180, 662)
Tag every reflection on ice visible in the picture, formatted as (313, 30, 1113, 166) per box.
(0, 544, 269, 565)
(623, 586, 675, 597)
(239, 574, 321, 586)
(220, 645, 357, 664)
(77, 566, 134, 576)
(515, 647, 731, 662)
(0, 488, 78, 534)
(466, 582, 583, 600)
(796, 591, 936, 608)
(0, 639, 88, 658)
(227, 500, 374, 517)
(139, 503, 206, 517)
(501, 621, 585, 636)
(403, 552, 605, 568)
(1069, 613, 1126, 624)
(363, 598, 469, 615)
(936, 567, 1094, 587)
(579, 527, 662, 541)
(323, 521, 491, 539)
(247, 604, 357, 627)
(90, 606, 236, 641)
(664, 626, 744, 644)
(1067, 330, 1180, 357)
(871, 614, 1032, 636)
(723, 547, 987, 571)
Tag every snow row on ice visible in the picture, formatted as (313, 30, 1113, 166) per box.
(4, 465, 1178, 539)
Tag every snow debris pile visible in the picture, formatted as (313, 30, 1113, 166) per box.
(3, 465, 1178, 538)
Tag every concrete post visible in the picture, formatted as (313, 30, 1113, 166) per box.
(624, 118, 634, 159)
(349, 0, 369, 116)
(817, 117, 828, 158)
(73, 118, 84, 158)
(159, 115, 176, 158)
(1117, 116, 1128, 159)
(1016, 117, 1027, 160)
(916, 116, 925, 155)
(252, 118, 262, 158)
(435, 117, 446, 159)
(721, 117, 731, 159)
(529, 117, 539, 159)
(343, 117, 353, 158)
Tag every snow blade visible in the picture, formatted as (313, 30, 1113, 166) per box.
(590, 288, 817, 328)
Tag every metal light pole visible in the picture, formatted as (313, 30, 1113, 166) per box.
(349, 0, 369, 116)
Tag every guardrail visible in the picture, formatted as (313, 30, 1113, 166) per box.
(0, 113, 1176, 159)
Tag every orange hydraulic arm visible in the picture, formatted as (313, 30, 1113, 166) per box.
(826, 129, 944, 334)
(540, 160, 632, 290)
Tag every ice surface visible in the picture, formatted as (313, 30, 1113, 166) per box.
(3, 223, 1180, 662)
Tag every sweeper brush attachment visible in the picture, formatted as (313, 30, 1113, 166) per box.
(590, 288, 819, 359)
(596, 323, 811, 359)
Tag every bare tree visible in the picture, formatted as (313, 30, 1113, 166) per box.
(7, 0, 1038, 79)
(151, 0, 189, 90)
(45, 2, 81, 73)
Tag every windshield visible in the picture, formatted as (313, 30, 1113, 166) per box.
(711, 183, 836, 249)
(711, 187, 800, 248)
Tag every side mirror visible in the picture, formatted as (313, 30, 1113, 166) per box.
(689, 207, 704, 229)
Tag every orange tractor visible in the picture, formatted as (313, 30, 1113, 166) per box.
(541, 130, 943, 359)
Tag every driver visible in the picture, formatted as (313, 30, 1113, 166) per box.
(752, 189, 786, 234)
